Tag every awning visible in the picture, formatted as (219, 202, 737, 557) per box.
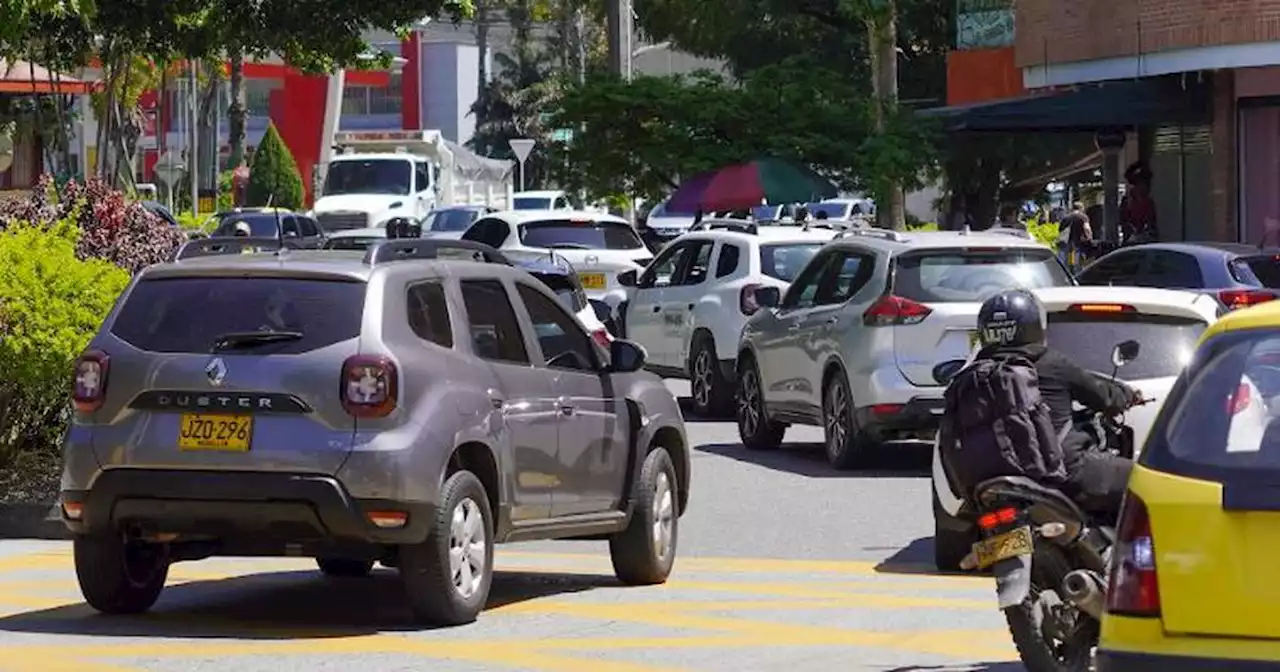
(919, 75, 1210, 132)
(0, 59, 100, 95)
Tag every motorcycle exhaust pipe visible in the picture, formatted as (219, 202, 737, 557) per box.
(1061, 569, 1105, 620)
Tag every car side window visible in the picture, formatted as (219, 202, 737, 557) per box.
(1144, 250, 1204, 288)
(1078, 251, 1144, 285)
(298, 216, 320, 237)
(459, 279, 529, 364)
(462, 218, 510, 248)
(516, 284, 599, 371)
(406, 282, 453, 347)
(715, 243, 741, 278)
(414, 161, 431, 192)
(281, 216, 300, 238)
(639, 241, 691, 289)
(676, 240, 715, 286)
(782, 251, 834, 310)
(814, 252, 874, 305)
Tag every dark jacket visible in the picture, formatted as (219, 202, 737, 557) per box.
(982, 343, 1133, 474)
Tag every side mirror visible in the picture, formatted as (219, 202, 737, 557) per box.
(617, 270, 638, 287)
(933, 359, 966, 385)
(1112, 340, 1140, 367)
(608, 339, 646, 373)
(754, 286, 781, 309)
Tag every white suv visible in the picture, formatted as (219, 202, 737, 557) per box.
(737, 228, 1074, 468)
(620, 221, 840, 417)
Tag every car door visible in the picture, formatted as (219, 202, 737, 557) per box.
(280, 215, 302, 244)
(413, 160, 433, 218)
(1076, 250, 1149, 286)
(628, 241, 695, 369)
(297, 215, 324, 248)
(663, 239, 716, 370)
(1139, 249, 1205, 289)
(515, 283, 628, 516)
(791, 250, 876, 413)
(759, 250, 836, 412)
(457, 278, 556, 521)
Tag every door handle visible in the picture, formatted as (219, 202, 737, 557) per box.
(788, 322, 802, 331)
(652, 305, 661, 313)
(687, 303, 695, 310)
(556, 396, 575, 416)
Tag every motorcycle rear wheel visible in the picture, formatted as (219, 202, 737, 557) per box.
(1003, 544, 1098, 672)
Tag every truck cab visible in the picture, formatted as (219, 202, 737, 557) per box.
(312, 152, 435, 232)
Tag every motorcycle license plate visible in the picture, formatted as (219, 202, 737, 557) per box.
(972, 525, 1033, 570)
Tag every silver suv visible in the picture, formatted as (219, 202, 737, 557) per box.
(736, 228, 1073, 468)
(62, 237, 689, 626)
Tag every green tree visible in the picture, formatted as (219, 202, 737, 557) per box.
(245, 123, 304, 210)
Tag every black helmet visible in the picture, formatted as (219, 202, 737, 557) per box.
(977, 289, 1046, 348)
(385, 217, 420, 239)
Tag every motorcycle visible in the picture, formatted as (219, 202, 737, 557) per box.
(957, 339, 1154, 671)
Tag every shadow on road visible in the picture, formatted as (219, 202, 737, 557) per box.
(675, 397, 733, 423)
(883, 664, 1023, 671)
(694, 441, 931, 478)
(0, 568, 615, 639)
(873, 536, 990, 579)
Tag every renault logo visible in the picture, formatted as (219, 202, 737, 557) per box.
(205, 358, 227, 387)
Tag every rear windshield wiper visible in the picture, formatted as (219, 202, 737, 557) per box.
(211, 330, 304, 352)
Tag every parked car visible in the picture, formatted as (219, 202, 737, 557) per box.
(1076, 241, 1280, 312)
(1097, 299, 1280, 670)
(208, 208, 327, 248)
(62, 237, 689, 626)
(461, 210, 654, 315)
(421, 205, 494, 240)
(619, 220, 839, 416)
(930, 286, 1222, 570)
(736, 228, 1074, 469)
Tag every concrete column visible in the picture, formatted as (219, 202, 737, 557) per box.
(1210, 70, 1237, 242)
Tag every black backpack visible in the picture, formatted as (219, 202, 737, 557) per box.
(938, 353, 1067, 499)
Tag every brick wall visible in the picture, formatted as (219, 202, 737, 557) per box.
(1016, 0, 1280, 69)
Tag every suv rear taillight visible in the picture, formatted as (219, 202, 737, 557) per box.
(1219, 289, 1276, 310)
(862, 295, 932, 326)
(1229, 382, 1253, 415)
(72, 350, 109, 413)
(740, 283, 763, 316)
(1106, 491, 1161, 617)
(341, 355, 398, 418)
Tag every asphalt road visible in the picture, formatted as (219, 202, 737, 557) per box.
(0, 381, 1020, 671)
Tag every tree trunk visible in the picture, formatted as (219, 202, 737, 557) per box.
(868, 0, 906, 231)
(197, 61, 220, 190)
(475, 2, 491, 126)
(227, 51, 247, 169)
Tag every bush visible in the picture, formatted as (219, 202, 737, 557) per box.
(0, 223, 130, 500)
(246, 123, 305, 211)
(1028, 219, 1060, 247)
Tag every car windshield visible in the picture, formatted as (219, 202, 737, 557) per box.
(211, 213, 280, 237)
(760, 243, 824, 282)
(1045, 312, 1205, 381)
(424, 209, 479, 232)
(807, 202, 851, 219)
(519, 220, 644, 250)
(1230, 254, 1280, 288)
(513, 197, 553, 210)
(894, 249, 1072, 303)
(110, 277, 366, 354)
(322, 159, 411, 196)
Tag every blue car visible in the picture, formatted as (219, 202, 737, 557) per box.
(1076, 242, 1280, 312)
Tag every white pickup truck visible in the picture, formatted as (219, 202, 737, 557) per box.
(310, 130, 514, 232)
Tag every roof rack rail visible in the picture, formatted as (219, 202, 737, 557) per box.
(363, 239, 512, 266)
(706, 221, 758, 235)
(836, 228, 904, 242)
(173, 236, 298, 260)
(977, 227, 1033, 239)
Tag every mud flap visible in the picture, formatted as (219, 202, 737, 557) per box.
(994, 553, 1033, 608)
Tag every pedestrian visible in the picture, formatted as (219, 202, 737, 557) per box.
(1058, 202, 1092, 272)
(1120, 161, 1158, 243)
(995, 204, 1025, 230)
(943, 194, 975, 231)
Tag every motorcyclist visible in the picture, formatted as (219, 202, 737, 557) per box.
(972, 289, 1141, 517)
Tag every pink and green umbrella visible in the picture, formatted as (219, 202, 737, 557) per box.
(667, 158, 839, 213)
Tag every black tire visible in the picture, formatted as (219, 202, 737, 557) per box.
(74, 533, 169, 615)
(317, 558, 374, 577)
(1003, 545, 1098, 672)
(931, 491, 976, 572)
(688, 336, 733, 418)
(610, 447, 679, 585)
(400, 470, 495, 626)
(821, 371, 869, 469)
(736, 356, 785, 450)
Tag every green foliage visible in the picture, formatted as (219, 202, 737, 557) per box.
(0, 222, 129, 472)
(217, 169, 236, 211)
(1028, 219, 1060, 247)
(245, 123, 304, 211)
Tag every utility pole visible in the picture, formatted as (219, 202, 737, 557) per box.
(868, 0, 905, 231)
(606, 0, 632, 81)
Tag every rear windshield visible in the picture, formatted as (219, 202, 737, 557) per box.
(519, 220, 643, 250)
(1046, 312, 1205, 381)
(513, 197, 553, 210)
(760, 243, 824, 282)
(111, 277, 366, 354)
(894, 249, 1071, 303)
(212, 214, 279, 237)
(323, 236, 381, 250)
(1161, 331, 1280, 467)
(1229, 255, 1280, 288)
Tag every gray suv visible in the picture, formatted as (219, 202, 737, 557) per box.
(62, 237, 689, 626)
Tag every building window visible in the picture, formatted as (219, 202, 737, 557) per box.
(244, 79, 276, 117)
(341, 73, 401, 116)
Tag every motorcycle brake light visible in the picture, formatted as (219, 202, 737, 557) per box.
(977, 506, 1018, 530)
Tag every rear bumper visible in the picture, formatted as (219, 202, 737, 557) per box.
(62, 469, 433, 545)
(1097, 650, 1279, 671)
(855, 396, 943, 441)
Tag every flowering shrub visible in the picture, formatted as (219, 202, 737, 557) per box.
(0, 175, 185, 274)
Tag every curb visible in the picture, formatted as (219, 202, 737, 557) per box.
(0, 503, 70, 540)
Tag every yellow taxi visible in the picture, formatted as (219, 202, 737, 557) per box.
(1098, 299, 1280, 670)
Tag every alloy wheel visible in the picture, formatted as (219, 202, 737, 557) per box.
(692, 349, 713, 409)
(738, 367, 761, 437)
(651, 471, 675, 561)
(824, 381, 849, 459)
(448, 498, 487, 599)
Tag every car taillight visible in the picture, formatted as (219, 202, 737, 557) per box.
(590, 328, 611, 348)
(72, 350, 109, 413)
(1229, 382, 1252, 415)
(1219, 289, 1276, 310)
(862, 295, 932, 326)
(740, 283, 763, 316)
(1106, 491, 1161, 617)
(341, 355, 398, 418)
